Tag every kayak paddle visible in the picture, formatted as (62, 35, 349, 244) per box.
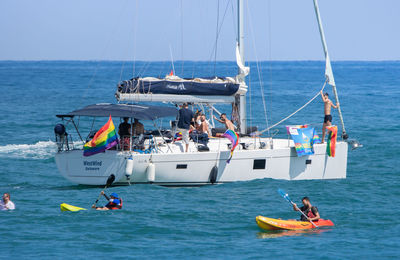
(278, 189, 318, 228)
(92, 174, 116, 208)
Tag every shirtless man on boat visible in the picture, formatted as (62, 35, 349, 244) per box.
(213, 113, 235, 131)
(321, 91, 339, 143)
(293, 197, 320, 222)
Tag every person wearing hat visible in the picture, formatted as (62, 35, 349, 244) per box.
(320, 90, 339, 143)
(92, 191, 122, 210)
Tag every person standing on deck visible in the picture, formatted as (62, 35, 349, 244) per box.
(321, 91, 339, 143)
(118, 117, 131, 150)
(177, 103, 194, 152)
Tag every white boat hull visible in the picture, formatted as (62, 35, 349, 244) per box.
(55, 138, 347, 186)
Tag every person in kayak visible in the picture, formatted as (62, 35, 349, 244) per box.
(92, 192, 122, 211)
(292, 197, 320, 222)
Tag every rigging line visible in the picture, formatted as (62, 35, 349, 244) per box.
(180, 0, 184, 76)
(230, 0, 237, 41)
(213, 0, 220, 76)
(119, 61, 125, 82)
(256, 80, 328, 135)
(248, 72, 252, 131)
(169, 45, 176, 75)
(207, 0, 232, 64)
(133, 0, 139, 77)
(246, 0, 271, 137)
(266, 0, 273, 130)
(79, 0, 129, 108)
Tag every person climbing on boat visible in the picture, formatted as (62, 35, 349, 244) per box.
(321, 91, 339, 143)
(213, 113, 235, 131)
(92, 192, 122, 211)
(292, 197, 320, 222)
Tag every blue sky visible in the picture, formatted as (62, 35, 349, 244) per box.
(1, 0, 399, 61)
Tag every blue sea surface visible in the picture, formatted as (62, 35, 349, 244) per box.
(0, 61, 399, 259)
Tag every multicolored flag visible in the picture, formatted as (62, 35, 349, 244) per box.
(83, 115, 118, 157)
(222, 129, 239, 163)
(326, 126, 338, 157)
(286, 125, 320, 157)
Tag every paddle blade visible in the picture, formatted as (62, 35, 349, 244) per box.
(278, 189, 291, 203)
(106, 174, 115, 187)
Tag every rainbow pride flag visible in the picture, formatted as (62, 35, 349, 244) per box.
(326, 126, 337, 157)
(174, 131, 183, 141)
(222, 129, 239, 163)
(83, 115, 118, 157)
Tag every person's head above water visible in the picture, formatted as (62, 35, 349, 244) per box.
(324, 92, 329, 97)
(110, 193, 119, 199)
(2, 193, 10, 203)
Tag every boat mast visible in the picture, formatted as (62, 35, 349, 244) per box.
(313, 0, 348, 139)
(237, 0, 247, 134)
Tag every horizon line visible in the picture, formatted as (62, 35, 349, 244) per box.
(1, 59, 399, 62)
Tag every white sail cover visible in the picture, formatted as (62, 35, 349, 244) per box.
(236, 42, 250, 78)
(325, 53, 336, 87)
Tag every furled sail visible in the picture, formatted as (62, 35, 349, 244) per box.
(325, 53, 336, 87)
(235, 42, 250, 78)
(117, 76, 240, 96)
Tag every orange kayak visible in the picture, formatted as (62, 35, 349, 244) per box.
(256, 215, 334, 231)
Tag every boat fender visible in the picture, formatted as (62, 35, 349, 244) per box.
(125, 157, 134, 178)
(209, 165, 218, 184)
(146, 162, 155, 183)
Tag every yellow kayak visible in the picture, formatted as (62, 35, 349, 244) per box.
(256, 215, 334, 231)
(60, 203, 87, 212)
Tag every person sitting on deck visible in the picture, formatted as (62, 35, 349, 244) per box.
(92, 192, 122, 211)
(132, 118, 144, 136)
(118, 117, 131, 150)
(190, 114, 210, 146)
(199, 115, 211, 137)
(292, 196, 320, 222)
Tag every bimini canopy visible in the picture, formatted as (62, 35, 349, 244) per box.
(118, 76, 240, 96)
(56, 103, 177, 120)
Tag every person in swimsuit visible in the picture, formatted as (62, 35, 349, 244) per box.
(321, 91, 339, 143)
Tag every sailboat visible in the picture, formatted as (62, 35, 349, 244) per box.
(54, 0, 353, 186)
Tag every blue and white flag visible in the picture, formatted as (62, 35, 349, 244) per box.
(286, 126, 321, 157)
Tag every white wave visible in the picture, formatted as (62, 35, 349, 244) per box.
(0, 141, 58, 160)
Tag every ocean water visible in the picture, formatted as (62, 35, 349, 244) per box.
(0, 61, 399, 259)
